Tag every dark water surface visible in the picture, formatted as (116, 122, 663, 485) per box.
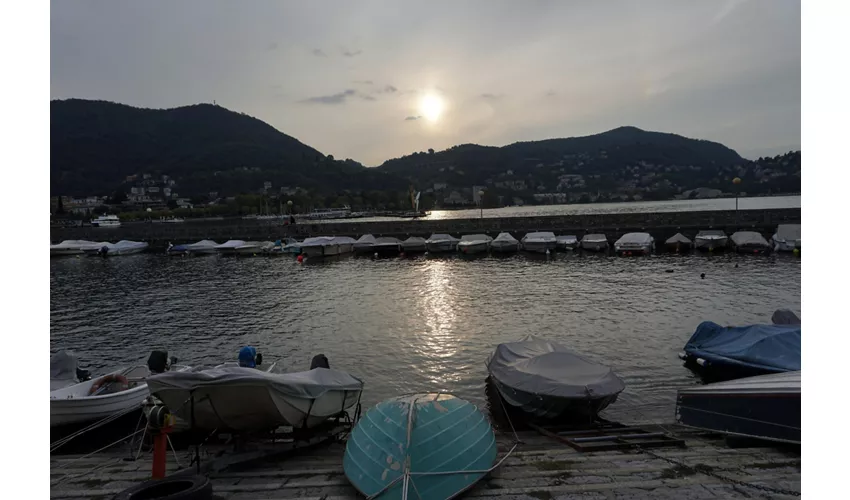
(50, 252, 800, 424)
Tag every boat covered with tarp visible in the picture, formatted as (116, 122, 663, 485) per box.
(665, 233, 692, 252)
(401, 236, 427, 253)
(167, 239, 219, 256)
(772, 224, 801, 252)
(491, 232, 520, 253)
(147, 366, 364, 432)
(580, 234, 609, 252)
(694, 230, 728, 252)
(521, 232, 557, 253)
(487, 335, 625, 421)
(425, 233, 459, 253)
(676, 371, 800, 444)
(613, 232, 654, 255)
(555, 235, 579, 251)
(680, 321, 801, 381)
(730, 231, 771, 254)
(51, 240, 106, 256)
(344, 393, 497, 499)
(353, 234, 377, 254)
(83, 240, 149, 256)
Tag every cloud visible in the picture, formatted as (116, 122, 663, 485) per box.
(301, 89, 356, 104)
(265, 42, 278, 51)
(343, 49, 362, 57)
(353, 80, 374, 85)
(360, 94, 376, 101)
(382, 85, 398, 93)
(311, 48, 327, 57)
(545, 90, 557, 98)
(405, 116, 422, 121)
(481, 93, 503, 100)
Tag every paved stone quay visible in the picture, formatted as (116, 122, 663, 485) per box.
(50, 208, 800, 252)
(50, 425, 801, 499)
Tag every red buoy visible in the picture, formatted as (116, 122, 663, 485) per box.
(297, 254, 304, 263)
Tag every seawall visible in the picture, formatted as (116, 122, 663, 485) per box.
(50, 208, 800, 251)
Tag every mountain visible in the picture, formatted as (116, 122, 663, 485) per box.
(376, 127, 798, 204)
(50, 99, 405, 196)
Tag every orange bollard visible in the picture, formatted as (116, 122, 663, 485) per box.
(150, 409, 174, 479)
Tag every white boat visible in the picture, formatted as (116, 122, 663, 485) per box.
(555, 235, 579, 251)
(167, 239, 219, 256)
(665, 233, 692, 253)
(50, 240, 106, 256)
(214, 240, 265, 255)
(51, 354, 192, 427)
(614, 232, 654, 255)
(91, 214, 121, 228)
(401, 236, 427, 253)
(300, 236, 356, 257)
(146, 366, 364, 432)
(458, 234, 492, 255)
(694, 230, 728, 252)
(353, 234, 377, 254)
(731, 231, 771, 254)
(521, 232, 557, 253)
(301, 206, 353, 220)
(83, 240, 149, 256)
(152, 216, 185, 224)
(373, 237, 402, 255)
(580, 233, 609, 252)
(425, 233, 459, 253)
(491, 232, 520, 253)
(772, 224, 801, 252)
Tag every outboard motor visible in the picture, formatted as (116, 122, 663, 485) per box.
(75, 367, 91, 381)
(98, 245, 109, 257)
(310, 354, 330, 369)
(238, 346, 258, 368)
(147, 350, 169, 374)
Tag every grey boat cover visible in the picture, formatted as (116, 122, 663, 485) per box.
(402, 236, 427, 248)
(460, 234, 493, 242)
(731, 231, 769, 247)
(773, 224, 801, 241)
(772, 309, 801, 325)
(487, 336, 625, 398)
(374, 236, 402, 246)
(665, 233, 692, 245)
(426, 233, 459, 243)
(582, 234, 607, 243)
(522, 232, 556, 243)
(615, 233, 653, 245)
(50, 350, 79, 391)
(696, 230, 726, 239)
(354, 234, 376, 246)
(556, 235, 578, 245)
(493, 232, 519, 244)
(147, 366, 363, 400)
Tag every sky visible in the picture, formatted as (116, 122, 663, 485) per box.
(51, 0, 800, 165)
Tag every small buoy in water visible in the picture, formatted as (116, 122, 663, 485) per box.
(373, 252, 378, 259)
(700, 273, 706, 279)
(296, 255, 304, 263)
(665, 269, 674, 273)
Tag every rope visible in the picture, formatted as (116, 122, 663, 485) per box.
(50, 403, 142, 452)
(51, 427, 147, 471)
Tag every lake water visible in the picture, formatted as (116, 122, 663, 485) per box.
(307, 195, 800, 224)
(50, 251, 800, 425)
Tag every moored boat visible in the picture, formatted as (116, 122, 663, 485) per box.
(580, 233, 609, 252)
(555, 235, 579, 251)
(425, 233, 459, 253)
(51, 351, 191, 427)
(301, 236, 356, 257)
(343, 393, 497, 500)
(679, 321, 801, 382)
(730, 231, 771, 254)
(373, 236, 402, 256)
(665, 233, 692, 253)
(282, 238, 302, 254)
(676, 371, 800, 444)
(146, 365, 364, 432)
(521, 232, 557, 253)
(401, 236, 427, 253)
(167, 239, 218, 256)
(91, 214, 121, 228)
(83, 240, 149, 256)
(772, 224, 801, 252)
(50, 240, 106, 256)
(614, 232, 654, 256)
(458, 234, 493, 255)
(214, 240, 265, 255)
(487, 335, 625, 421)
(491, 232, 520, 253)
(353, 234, 377, 254)
(694, 230, 728, 252)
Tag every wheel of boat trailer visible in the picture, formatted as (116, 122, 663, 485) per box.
(112, 475, 212, 500)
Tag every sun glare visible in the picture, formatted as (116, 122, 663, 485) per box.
(420, 93, 444, 123)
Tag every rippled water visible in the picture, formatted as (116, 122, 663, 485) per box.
(50, 252, 800, 424)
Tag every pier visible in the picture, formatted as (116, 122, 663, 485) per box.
(50, 208, 800, 251)
(50, 425, 801, 499)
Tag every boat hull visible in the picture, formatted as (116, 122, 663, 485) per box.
(694, 237, 729, 252)
(401, 242, 427, 253)
(614, 244, 653, 256)
(581, 241, 609, 252)
(426, 241, 457, 252)
(373, 244, 401, 256)
(676, 373, 800, 444)
(665, 242, 692, 253)
(458, 242, 490, 254)
(491, 241, 519, 253)
(522, 241, 556, 253)
(51, 385, 149, 427)
(490, 376, 619, 422)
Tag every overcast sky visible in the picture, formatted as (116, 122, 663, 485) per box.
(51, 0, 800, 165)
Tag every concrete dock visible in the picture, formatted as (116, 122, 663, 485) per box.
(50, 425, 801, 499)
(49, 208, 800, 252)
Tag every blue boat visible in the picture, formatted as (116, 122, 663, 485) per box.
(344, 393, 497, 500)
(679, 321, 801, 382)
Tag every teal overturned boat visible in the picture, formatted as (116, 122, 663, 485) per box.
(344, 393, 497, 499)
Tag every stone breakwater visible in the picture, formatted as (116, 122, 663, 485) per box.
(50, 208, 800, 251)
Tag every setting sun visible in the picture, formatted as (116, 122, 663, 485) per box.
(419, 93, 444, 122)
